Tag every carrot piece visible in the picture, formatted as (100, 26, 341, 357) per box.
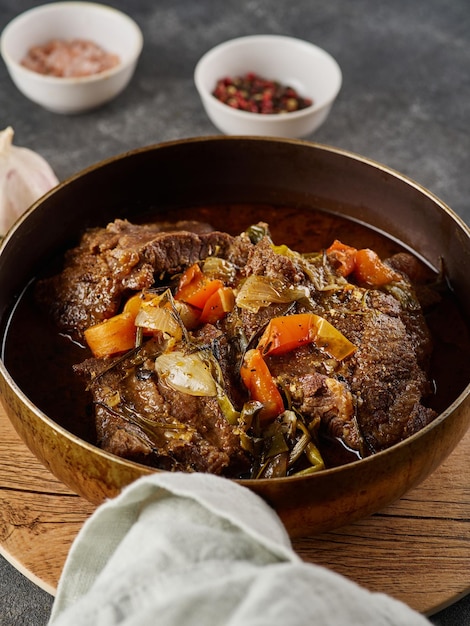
(258, 312, 316, 356)
(122, 292, 153, 317)
(176, 263, 204, 291)
(327, 241, 401, 287)
(326, 240, 357, 276)
(353, 248, 401, 287)
(258, 312, 356, 361)
(123, 293, 143, 317)
(84, 292, 154, 357)
(84, 312, 137, 358)
(240, 348, 284, 422)
(199, 286, 235, 324)
(175, 263, 223, 309)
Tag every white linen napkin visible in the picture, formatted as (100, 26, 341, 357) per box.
(48, 472, 430, 626)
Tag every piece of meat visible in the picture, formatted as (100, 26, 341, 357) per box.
(261, 272, 436, 455)
(74, 338, 251, 476)
(35, 219, 236, 340)
(319, 285, 436, 452)
(39, 219, 438, 474)
(275, 369, 363, 454)
(244, 236, 305, 284)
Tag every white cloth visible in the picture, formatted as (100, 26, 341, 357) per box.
(48, 472, 430, 626)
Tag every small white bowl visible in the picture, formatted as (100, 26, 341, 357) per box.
(0, 2, 143, 114)
(194, 35, 342, 138)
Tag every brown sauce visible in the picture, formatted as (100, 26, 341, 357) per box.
(2, 204, 469, 463)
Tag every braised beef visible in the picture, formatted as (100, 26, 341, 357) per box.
(74, 337, 250, 475)
(37, 219, 438, 476)
(35, 219, 239, 340)
(316, 288, 436, 452)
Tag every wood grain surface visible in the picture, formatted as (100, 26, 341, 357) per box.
(0, 400, 468, 615)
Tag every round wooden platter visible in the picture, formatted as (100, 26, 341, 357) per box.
(0, 400, 468, 616)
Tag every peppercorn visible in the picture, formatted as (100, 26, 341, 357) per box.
(212, 72, 313, 114)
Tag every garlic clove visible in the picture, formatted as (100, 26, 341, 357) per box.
(0, 126, 59, 236)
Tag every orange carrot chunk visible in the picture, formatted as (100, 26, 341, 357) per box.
(353, 248, 401, 287)
(84, 312, 137, 358)
(240, 349, 284, 422)
(199, 286, 235, 324)
(175, 263, 224, 309)
(326, 239, 357, 276)
(258, 312, 356, 361)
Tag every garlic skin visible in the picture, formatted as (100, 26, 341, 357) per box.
(0, 127, 59, 236)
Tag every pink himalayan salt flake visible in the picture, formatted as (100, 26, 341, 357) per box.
(21, 39, 120, 78)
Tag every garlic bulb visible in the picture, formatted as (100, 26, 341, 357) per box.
(0, 126, 59, 236)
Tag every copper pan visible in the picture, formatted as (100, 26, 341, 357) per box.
(0, 136, 468, 537)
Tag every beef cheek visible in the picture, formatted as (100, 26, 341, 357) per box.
(74, 337, 251, 476)
(35, 219, 239, 340)
(39, 219, 438, 473)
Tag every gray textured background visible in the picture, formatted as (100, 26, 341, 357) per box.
(0, 1, 469, 624)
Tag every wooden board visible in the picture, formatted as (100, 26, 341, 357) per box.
(0, 400, 468, 615)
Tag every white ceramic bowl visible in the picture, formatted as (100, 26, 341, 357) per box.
(194, 35, 342, 138)
(0, 2, 143, 114)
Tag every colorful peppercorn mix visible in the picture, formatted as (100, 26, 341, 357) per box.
(212, 72, 313, 114)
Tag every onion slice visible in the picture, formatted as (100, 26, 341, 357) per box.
(236, 275, 310, 313)
(155, 350, 217, 397)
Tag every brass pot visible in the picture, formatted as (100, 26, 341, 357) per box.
(1, 137, 469, 537)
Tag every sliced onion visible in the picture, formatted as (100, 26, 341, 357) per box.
(173, 300, 201, 330)
(236, 275, 310, 313)
(312, 315, 357, 360)
(155, 351, 217, 397)
(202, 257, 237, 283)
(135, 298, 182, 340)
